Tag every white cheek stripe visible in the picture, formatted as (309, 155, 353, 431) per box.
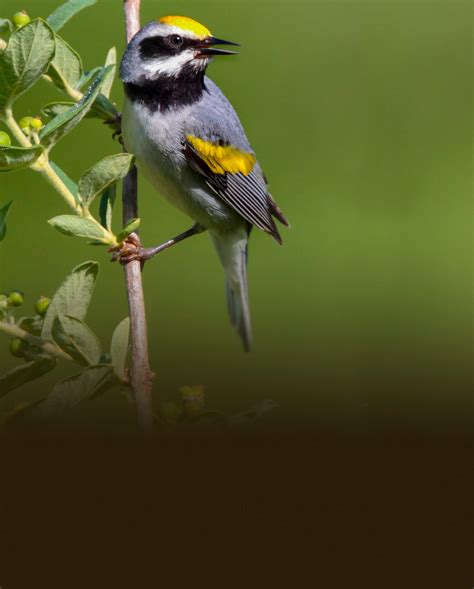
(143, 50, 209, 77)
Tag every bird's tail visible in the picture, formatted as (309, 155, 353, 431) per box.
(210, 228, 252, 352)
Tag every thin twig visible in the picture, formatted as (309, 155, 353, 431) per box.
(0, 321, 73, 362)
(122, 0, 155, 434)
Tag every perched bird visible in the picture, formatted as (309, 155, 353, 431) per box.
(120, 16, 289, 351)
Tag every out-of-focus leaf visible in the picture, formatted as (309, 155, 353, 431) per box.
(99, 185, 116, 231)
(229, 399, 279, 427)
(0, 357, 57, 398)
(42, 101, 74, 118)
(0, 18, 13, 35)
(101, 47, 116, 99)
(0, 145, 44, 171)
(78, 153, 134, 208)
(41, 260, 99, 340)
(17, 315, 43, 335)
(49, 35, 82, 92)
(52, 314, 101, 366)
(47, 0, 97, 32)
(110, 317, 130, 380)
(0, 19, 55, 108)
(49, 161, 79, 201)
(117, 218, 140, 243)
(39, 66, 110, 149)
(48, 215, 107, 241)
(0, 200, 13, 241)
(33, 364, 114, 417)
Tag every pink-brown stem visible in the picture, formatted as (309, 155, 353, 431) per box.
(122, 0, 154, 434)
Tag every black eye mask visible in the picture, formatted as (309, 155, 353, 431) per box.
(139, 35, 196, 59)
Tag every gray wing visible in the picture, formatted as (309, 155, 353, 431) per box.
(184, 78, 287, 242)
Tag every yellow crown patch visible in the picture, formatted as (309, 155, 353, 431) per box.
(159, 16, 211, 39)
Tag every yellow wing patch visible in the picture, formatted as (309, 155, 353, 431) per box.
(159, 16, 211, 39)
(187, 135, 256, 176)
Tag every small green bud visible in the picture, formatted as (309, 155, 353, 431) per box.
(8, 291, 24, 307)
(180, 385, 205, 419)
(19, 116, 33, 135)
(30, 117, 43, 131)
(160, 401, 183, 424)
(9, 338, 27, 358)
(35, 296, 51, 317)
(0, 131, 11, 147)
(12, 11, 30, 28)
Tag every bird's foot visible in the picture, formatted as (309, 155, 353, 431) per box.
(109, 233, 151, 265)
(109, 223, 207, 266)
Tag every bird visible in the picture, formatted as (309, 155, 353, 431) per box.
(119, 15, 289, 351)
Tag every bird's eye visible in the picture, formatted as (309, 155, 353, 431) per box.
(168, 34, 183, 47)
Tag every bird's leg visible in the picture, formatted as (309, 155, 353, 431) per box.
(111, 223, 206, 265)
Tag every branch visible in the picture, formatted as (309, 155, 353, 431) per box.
(0, 321, 73, 362)
(122, 0, 155, 434)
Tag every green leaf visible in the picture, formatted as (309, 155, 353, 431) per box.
(0, 19, 13, 35)
(111, 318, 130, 380)
(0, 19, 56, 108)
(49, 161, 79, 201)
(75, 67, 100, 90)
(39, 66, 111, 149)
(17, 315, 43, 336)
(41, 260, 99, 340)
(0, 357, 57, 398)
(42, 98, 118, 124)
(101, 47, 116, 99)
(117, 218, 141, 243)
(42, 101, 74, 118)
(48, 35, 83, 92)
(99, 185, 116, 231)
(91, 94, 119, 122)
(34, 365, 114, 417)
(0, 200, 13, 241)
(78, 153, 134, 208)
(0, 145, 44, 171)
(47, 0, 97, 32)
(48, 215, 107, 241)
(52, 313, 101, 366)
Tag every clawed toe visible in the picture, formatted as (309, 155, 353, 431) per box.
(109, 233, 144, 265)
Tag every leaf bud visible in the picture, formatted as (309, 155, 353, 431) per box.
(30, 117, 43, 131)
(0, 131, 11, 147)
(19, 116, 33, 135)
(34, 296, 51, 317)
(9, 337, 27, 358)
(8, 290, 24, 307)
(12, 11, 30, 28)
(160, 401, 183, 424)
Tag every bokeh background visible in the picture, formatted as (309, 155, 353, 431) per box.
(0, 0, 471, 433)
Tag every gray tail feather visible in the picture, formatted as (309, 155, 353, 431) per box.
(211, 229, 253, 352)
(226, 269, 252, 353)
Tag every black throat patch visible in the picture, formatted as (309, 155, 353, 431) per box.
(124, 66, 207, 112)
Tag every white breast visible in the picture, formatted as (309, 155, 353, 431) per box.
(121, 97, 240, 230)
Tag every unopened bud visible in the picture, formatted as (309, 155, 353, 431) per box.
(8, 291, 24, 307)
(0, 131, 11, 147)
(35, 296, 50, 317)
(12, 11, 30, 28)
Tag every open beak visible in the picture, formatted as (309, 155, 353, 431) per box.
(197, 36, 240, 58)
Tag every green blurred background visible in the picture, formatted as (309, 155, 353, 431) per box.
(0, 0, 471, 433)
